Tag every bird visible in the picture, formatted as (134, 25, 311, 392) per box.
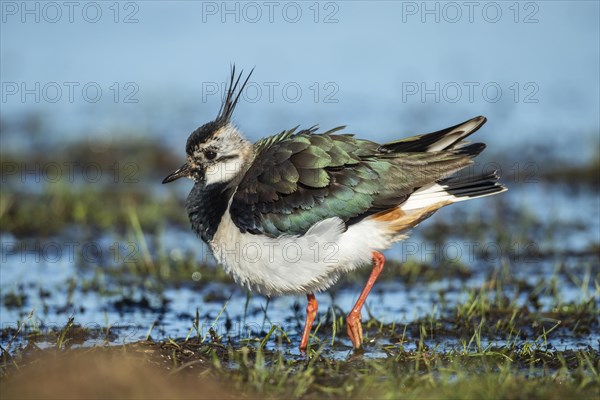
(163, 66, 507, 351)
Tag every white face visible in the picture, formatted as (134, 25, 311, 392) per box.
(188, 124, 253, 186)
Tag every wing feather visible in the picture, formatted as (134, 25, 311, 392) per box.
(229, 125, 480, 237)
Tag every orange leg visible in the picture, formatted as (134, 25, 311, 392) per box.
(299, 293, 318, 352)
(347, 252, 385, 349)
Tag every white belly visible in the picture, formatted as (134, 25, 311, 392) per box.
(209, 210, 398, 296)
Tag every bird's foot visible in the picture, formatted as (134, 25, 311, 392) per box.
(299, 293, 318, 353)
(346, 310, 363, 349)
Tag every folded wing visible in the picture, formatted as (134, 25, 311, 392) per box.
(230, 117, 492, 237)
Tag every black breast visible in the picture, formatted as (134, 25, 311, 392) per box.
(185, 182, 235, 243)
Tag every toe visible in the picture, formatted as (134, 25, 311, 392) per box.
(346, 312, 363, 349)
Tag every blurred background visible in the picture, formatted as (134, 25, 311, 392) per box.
(1, 1, 598, 353)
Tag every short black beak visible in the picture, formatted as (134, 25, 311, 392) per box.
(162, 163, 190, 184)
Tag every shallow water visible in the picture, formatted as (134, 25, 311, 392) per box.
(1, 183, 597, 357)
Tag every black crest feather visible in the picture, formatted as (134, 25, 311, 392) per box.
(217, 64, 254, 123)
(185, 65, 254, 154)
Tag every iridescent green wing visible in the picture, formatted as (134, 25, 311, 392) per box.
(229, 127, 473, 237)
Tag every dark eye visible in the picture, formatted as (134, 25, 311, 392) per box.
(204, 149, 217, 160)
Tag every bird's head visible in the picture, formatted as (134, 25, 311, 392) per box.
(163, 66, 255, 187)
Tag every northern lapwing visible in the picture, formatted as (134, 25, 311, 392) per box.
(163, 67, 507, 351)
